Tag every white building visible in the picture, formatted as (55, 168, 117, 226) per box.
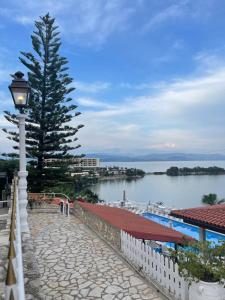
(44, 157, 100, 168)
(71, 158, 100, 168)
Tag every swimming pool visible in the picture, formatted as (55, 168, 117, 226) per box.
(143, 212, 225, 244)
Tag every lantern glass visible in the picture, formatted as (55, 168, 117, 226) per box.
(9, 71, 30, 109)
(11, 87, 28, 107)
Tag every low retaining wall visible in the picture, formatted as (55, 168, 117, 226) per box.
(74, 202, 121, 250)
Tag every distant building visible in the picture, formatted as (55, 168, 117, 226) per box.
(44, 157, 100, 168)
(73, 158, 100, 168)
(70, 171, 89, 177)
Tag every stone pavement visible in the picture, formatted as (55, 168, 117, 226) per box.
(28, 213, 165, 300)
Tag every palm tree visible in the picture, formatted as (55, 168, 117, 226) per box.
(201, 193, 225, 205)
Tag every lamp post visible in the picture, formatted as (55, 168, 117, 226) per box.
(9, 71, 30, 233)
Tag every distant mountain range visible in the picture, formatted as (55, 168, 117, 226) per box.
(86, 153, 225, 162)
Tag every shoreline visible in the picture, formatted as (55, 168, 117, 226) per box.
(98, 175, 144, 181)
(98, 172, 225, 180)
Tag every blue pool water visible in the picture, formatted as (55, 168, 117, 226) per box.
(143, 212, 225, 244)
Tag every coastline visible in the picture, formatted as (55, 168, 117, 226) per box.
(98, 175, 144, 181)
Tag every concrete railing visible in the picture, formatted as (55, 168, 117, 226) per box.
(0, 200, 11, 209)
(5, 178, 25, 300)
(28, 192, 71, 216)
(121, 231, 189, 300)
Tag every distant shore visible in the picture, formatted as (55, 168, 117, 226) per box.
(98, 166, 225, 180)
(98, 175, 144, 181)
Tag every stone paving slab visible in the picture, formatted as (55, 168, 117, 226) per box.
(28, 213, 165, 300)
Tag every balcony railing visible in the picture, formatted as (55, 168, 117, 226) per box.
(27, 192, 71, 216)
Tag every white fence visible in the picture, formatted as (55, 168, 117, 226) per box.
(121, 231, 189, 300)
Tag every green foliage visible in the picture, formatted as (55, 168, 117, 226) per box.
(44, 181, 75, 199)
(43, 175, 98, 201)
(125, 168, 145, 177)
(4, 14, 83, 192)
(166, 166, 179, 176)
(73, 175, 98, 193)
(202, 193, 225, 205)
(167, 166, 225, 176)
(171, 241, 225, 285)
(77, 188, 101, 204)
(0, 159, 19, 180)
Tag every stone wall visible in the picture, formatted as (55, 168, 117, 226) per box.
(73, 202, 121, 250)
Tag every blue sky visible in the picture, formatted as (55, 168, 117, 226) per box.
(1, 0, 225, 155)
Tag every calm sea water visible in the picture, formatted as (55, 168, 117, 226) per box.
(90, 161, 225, 209)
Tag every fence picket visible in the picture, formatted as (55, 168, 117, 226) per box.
(120, 230, 187, 300)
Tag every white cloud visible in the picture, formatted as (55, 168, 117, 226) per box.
(194, 49, 225, 72)
(2, 63, 225, 154)
(142, 2, 186, 31)
(0, 113, 17, 154)
(76, 66, 225, 153)
(0, 0, 141, 45)
(76, 97, 113, 109)
(120, 81, 167, 90)
(75, 81, 110, 93)
(142, 0, 216, 32)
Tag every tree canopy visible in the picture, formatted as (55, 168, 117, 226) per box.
(4, 14, 83, 191)
(202, 193, 225, 205)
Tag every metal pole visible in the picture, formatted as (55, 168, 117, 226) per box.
(18, 114, 29, 233)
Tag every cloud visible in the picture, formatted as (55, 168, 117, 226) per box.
(76, 66, 225, 153)
(194, 49, 225, 72)
(76, 97, 114, 109)
(75, 81, 111, 93)
(0, 0, 142, 45)
(142, 0, 217, 32)
(120, 81, 167, 91)
(0, 113, 17, 155)
(143, 2, 186, 31)
(0, 46, 24, 87)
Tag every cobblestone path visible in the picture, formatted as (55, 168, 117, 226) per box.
(29, 213, 165, 300)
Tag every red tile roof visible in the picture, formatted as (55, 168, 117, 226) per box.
(78, 202, 193, 243)
(170, 204, 225, 234)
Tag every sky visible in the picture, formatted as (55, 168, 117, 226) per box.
(1, 0, 225, 155)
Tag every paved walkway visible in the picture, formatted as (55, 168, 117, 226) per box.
(29, 213, 165, 300)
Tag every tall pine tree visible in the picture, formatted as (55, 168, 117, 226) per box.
(4, 14, 84, 191)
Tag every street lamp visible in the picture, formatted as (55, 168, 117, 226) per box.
(9, 71, 30, 233)
(9, 71, 30, 110)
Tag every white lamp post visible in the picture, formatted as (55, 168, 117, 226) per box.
(9, 71, 30, 233)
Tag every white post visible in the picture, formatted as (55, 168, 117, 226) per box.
(16, 186, 26, 300)
(18, 114, 29, 233)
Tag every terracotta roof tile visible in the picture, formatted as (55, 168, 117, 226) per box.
(78, 202, 193, 243)
(171, 204, 225, 232)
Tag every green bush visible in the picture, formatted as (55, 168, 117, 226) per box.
(171, 240, 225, 286)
